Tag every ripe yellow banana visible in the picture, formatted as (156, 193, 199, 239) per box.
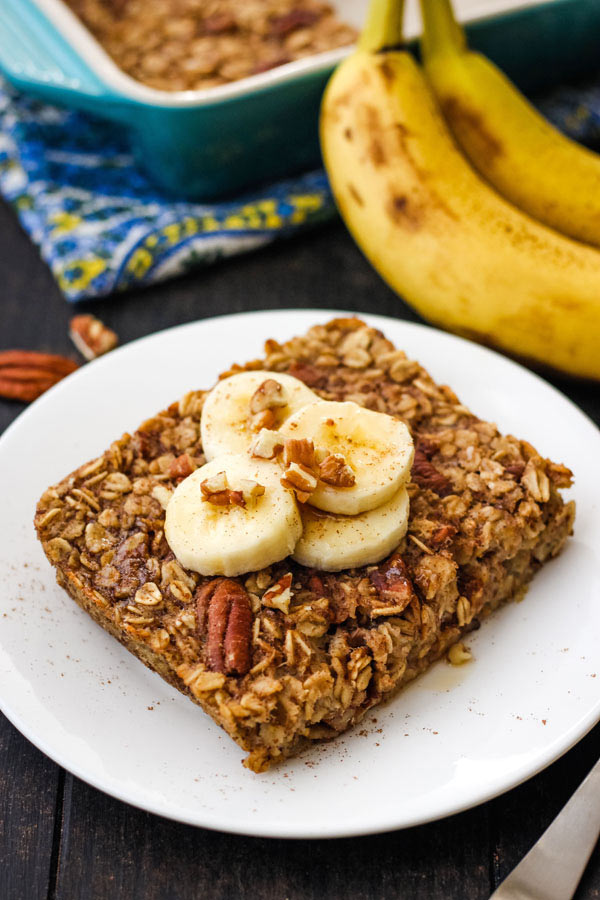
(320, 0, 600, 379)
(420, 0, 600, 248)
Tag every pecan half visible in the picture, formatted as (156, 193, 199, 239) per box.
(69, 314, 118, 360)
(0, 350, 78, 402)
(196, 579, 253, 675)
(411, 448, 452, 497)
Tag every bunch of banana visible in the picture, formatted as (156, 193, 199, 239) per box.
(165, 372, 414, 575)
(320, 0, 600, 380)
(421, 0, 600, 247)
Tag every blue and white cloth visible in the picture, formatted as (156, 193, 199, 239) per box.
(0, 75, 599, 302)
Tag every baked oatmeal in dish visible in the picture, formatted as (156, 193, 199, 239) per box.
(64, 0, 357, 91)
(35, 318, 575, 772)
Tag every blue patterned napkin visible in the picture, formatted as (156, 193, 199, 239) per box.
(0, 76, 599, 302)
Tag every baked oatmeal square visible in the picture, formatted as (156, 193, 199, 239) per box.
(35, 317, 574, 771)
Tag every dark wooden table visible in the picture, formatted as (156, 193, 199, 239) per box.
(1, 198, 598, 900)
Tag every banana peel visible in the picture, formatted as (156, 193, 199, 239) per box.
(320, 0, 600, 380)
(421, 0, 600, 249)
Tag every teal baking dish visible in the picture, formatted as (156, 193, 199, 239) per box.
(1, 0, 600, 200)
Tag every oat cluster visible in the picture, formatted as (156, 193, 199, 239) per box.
(35, 318, 574, 771)
(66, 0, 357, 91)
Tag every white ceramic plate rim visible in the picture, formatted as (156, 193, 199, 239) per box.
(33, 0, 550, 107)
(1, 309, 599, 838)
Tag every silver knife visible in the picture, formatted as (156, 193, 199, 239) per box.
(490, 755, 600, 900)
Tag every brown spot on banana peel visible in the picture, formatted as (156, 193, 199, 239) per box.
(386, 195, 421, 230)
(370, 139, 386, 167)
(327, 89, 354, 122)
(378, 60, 397, 84)
(441, 95, 504, 165)
(347, 183, 364, 206)
(360, 99, 458, 223)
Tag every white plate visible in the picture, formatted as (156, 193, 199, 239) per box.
(0, 310, 599, 838)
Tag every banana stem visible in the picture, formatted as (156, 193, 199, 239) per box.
(419, 0, 466, 61)
(359, 0, 405, 52)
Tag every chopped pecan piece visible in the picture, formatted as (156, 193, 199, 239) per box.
(281, 462, 318, 503)
(319, 453, 356, 487)
(430, 524, 457, 547)
(238, 479, 266, 505)
(69, 314, 118, 360)
(169, 453, 196, 481)
(281, 438, 320, 501)
(269, 9, 319, 35)
(0, 350, 78, 402)
(284, 438, 316, 470)
(250, 378, 287, 414)
(250, 428, 284, 460)
(203, 13, 236, 34)
(200, 471, 264, 508)
(504, 461, 526, 479)
(286, 361, 329, 390)
(196, 579, 253, 675)
(411, 448, 452, 497)
(262, 572, 293, 614)
(369, 553, 416, 614)
(250, 410, 276, 432)
(200, 471, 230, 506)
(308, 573, 326, 596)
(200, 472, 245, 508)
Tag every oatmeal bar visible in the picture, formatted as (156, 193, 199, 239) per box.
(65, 0, 357, 92)
(35, 318, 575, 772)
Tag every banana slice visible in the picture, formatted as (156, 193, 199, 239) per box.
(292, 486, 410, 571)
(201, 371, 319, 461)
(279, 400, 414, 515)
(165, 453, 302, 577)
